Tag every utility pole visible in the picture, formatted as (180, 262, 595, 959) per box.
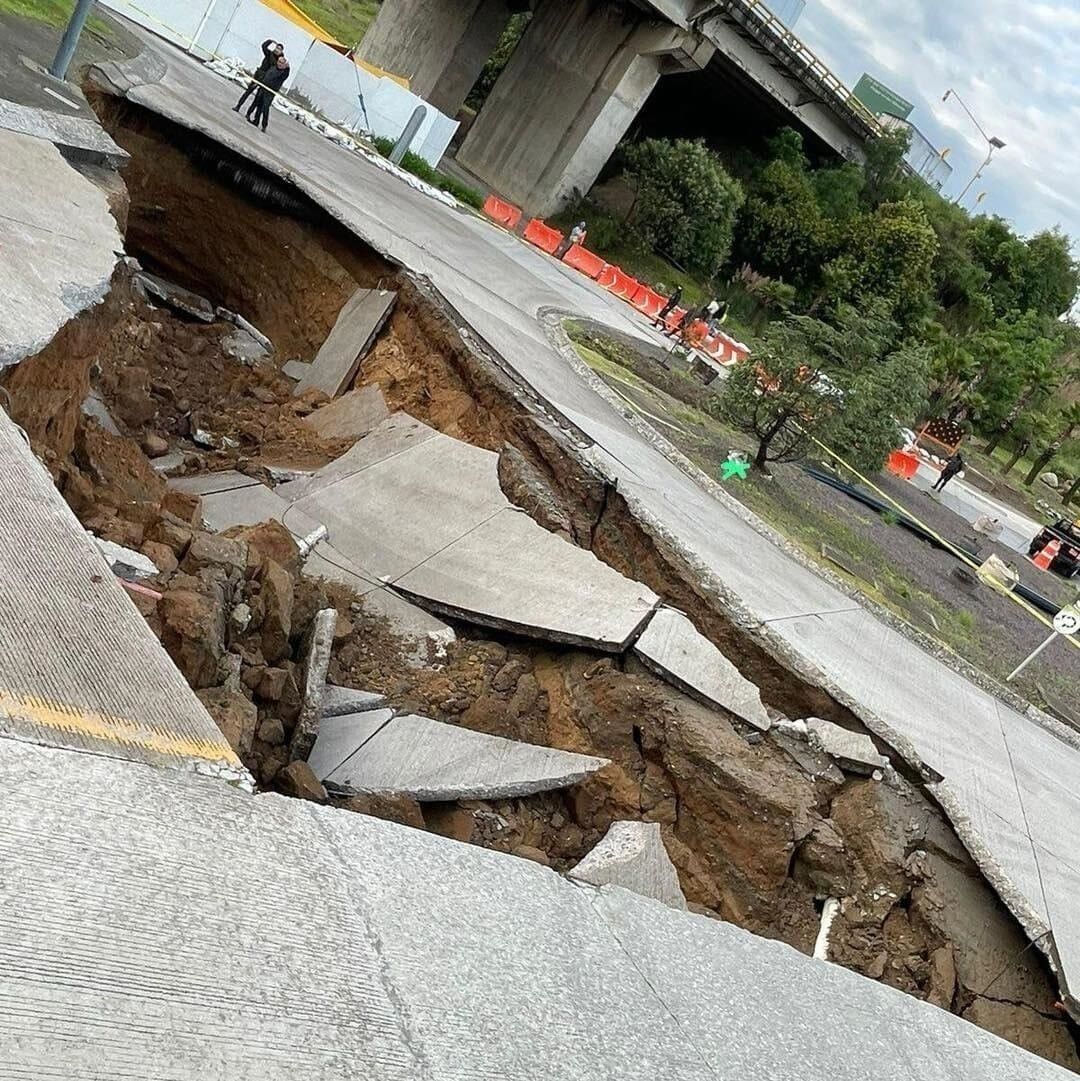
(941, 89, 1005, 206)
(49, 0, 95, 80)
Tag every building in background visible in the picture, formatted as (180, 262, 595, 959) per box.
(766, 0, 806, 28)
(853, 73, 952, 192)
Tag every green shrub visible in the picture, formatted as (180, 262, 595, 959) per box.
(623, 138, 744, 277)
(370, 137, 484, 209)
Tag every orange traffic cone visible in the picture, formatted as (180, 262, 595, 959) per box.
(1031, 537, 1061, 571)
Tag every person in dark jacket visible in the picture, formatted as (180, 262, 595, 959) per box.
(246, 54, 290, 132)
(233, 39, 282, 113)
(932, 452, 964, 492)
(653, 286, 682, 328)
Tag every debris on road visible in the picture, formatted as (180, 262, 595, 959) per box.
(569, 821, 687, 910)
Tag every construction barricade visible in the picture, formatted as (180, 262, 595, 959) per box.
(483, 194, 522, 230)
(523, 218, 564, 255)
(562, 244, 606, 278)
(605, 267, 642, 301)
(633, 287, 666, 319)
(886, 450, 920, 480)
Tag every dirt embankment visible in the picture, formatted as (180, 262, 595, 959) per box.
(10, 93, 1072, 1068)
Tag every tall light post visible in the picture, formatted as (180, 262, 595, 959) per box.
(49, 0, 95, 79)
(942, 89, 1005, 206)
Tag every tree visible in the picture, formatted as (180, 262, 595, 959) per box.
(623, 138, 744, 276)
(714, 318, 842, 471)
(1024, 403, 1080, 486)
(860, 127, 913, 209)
(714, 304, 928, 473)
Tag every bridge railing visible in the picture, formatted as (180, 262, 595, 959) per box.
(709, 0, 883, 140)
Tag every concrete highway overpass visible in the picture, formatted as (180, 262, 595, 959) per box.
(359, 0, 881, 213)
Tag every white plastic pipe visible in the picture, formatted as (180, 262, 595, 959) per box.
(813, 898, 841, 961)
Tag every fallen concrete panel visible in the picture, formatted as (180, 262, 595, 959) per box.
(319, 712, 610, 800)
(0, 98, 129, 166)
(322, 685, 387, 719)
(196, 480, 321, 538)
(395, 508, 659, 651)
(2, 739, 1072, 1080)
(291, 609, 337, 761)
(169, 470, 261, 497)
(570, 821, 687, 910)
(0, 129, 121, 366)
(302, 385, 390, 440)
(307, 708, 393, 780)
(0, 411, 245, 781)
(133, 270, 215, 321)
(359, 587, 457, 664)
(633, 607, 771, 731)
(806, 717, 888, 775)
(294, 288, 396, 399)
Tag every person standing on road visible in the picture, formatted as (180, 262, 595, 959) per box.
(246, 54, 290, 132)
(654, 286, 682, 328)
(233, 39, 283, 114)
(932, 451, 964, 493)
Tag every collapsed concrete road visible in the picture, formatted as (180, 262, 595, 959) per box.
(85, 33, 1080, 1020)
(0, 122, 121, 366)
(2, 737, 1075, 1081)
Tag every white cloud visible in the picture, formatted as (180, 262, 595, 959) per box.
(793, 0, 1080, 242)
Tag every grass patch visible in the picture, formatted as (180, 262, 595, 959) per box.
(372, 136, 483, 209)
(290, 0, 379, 47)
(0, 0, 110, 33)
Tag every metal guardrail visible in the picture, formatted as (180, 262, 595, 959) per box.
(705, 0, 884, 140)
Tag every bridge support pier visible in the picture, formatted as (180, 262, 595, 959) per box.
(356, 0, 514, 117)
(456, 0, 712, 215)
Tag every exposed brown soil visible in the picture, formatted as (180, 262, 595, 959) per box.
(15, 93, 1073, 1068)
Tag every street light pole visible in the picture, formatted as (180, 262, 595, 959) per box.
(942, 89, 1005, 206)
(49, 0, 95, 79)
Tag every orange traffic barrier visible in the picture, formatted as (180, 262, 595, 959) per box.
(1031, 537, 1061, 571)
(595, 264, 618, 290)
(523, 218, 564, 254)
(483, 194, 522, 230)
(633, 287, 666, 317)
(606, 268, 641, 300)
(663, 307, 687, 333)
(887, 450, 919, 480)
(562, 244, 606, 278)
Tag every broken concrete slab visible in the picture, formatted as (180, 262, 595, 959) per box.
(632, 607, 771, 731)
(301, 385, 390, 440)
(307, 708, 394, 780)
(133, 271, 215, 322)
(322, 685, 387, 719)
(806, 717, 888, 775)
(294, 287, 396, 399)
(94, 537, 159, 580)
(290, 608, 337, 762)
(282, 359, 312, 382)
(0, 129, 121, 366)
(394, 507, 658, 651)
(0, 410, 245, 782)
(0, 99, 129, 168)
(287, 415, 657, 650)
(151, 451, 186, 475)
(195, 480, 323, 541)
(569, 821, 687, 910)
(316, 711, 610, 800)
(169, 470, 262, 497)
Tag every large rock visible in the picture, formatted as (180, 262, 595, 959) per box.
(182, 533, 248, 577)
(277, 760, 327, 803)
(260, 560, 294, 665)
(569, 821, 687, 910)
(198, 686, 258, 758)
(159, 588, 225, 688)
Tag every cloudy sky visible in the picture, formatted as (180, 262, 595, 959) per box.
(793, 0, 1080, 246)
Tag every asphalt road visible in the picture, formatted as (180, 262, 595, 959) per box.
(94, 28, 1080, 1012)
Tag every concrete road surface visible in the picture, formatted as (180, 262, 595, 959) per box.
(92, 30, 1080, 1012)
